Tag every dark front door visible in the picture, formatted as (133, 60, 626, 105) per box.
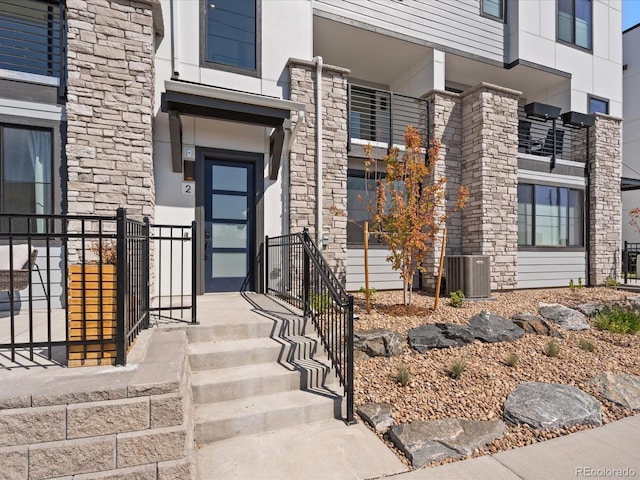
(204, 159, 254, 292)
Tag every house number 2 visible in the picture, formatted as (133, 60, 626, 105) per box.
(182, 182, 195, 196)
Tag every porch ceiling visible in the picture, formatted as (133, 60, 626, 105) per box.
(445, 54, 570, 104)
(313, 16, 428, 86)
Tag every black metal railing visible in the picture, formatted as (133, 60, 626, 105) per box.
(348, 84, 429, 152)
(518, 107, 588, 163)
(0, 0, 64, 82)
(0, 209, 197, 366)
(623, 241, 640, 284)
(150, 222, 197, 324)
(265, 229, 355, 424)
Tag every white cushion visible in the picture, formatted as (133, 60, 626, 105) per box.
(0, 244, 32, 270)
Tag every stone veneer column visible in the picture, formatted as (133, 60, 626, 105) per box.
(588, 114, 622, 285)
(65, 0, 159, 221)
(460, 83, 521, 290)
(288, 59, 350, 282)
(422, 90, 463, 291)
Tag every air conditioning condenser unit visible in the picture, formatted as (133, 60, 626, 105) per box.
(445, 255, 491, 298)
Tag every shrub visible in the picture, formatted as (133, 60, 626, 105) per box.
(448, 358, 466, 379)
(449, 290, 465, 308)
(358, 286, 377, 297)
(396, 364, 410, 386)
(579, 338, 596, 352)
(544, 340, 560, 357)
(503, 352, 519, 368)
(309, 292, 332, 315)
(594, 305, 640, 334)
(569, 279, 575, 291)
(603, 276, 620, 288)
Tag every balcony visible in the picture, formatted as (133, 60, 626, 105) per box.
(518, 105, 590, 165)
(348, 84, 429, 153)
(0, 0, 64, 86)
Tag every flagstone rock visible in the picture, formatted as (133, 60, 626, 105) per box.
(388, 419, 506, 468)
(511, 313, 553, 336)
(353, 329, 405, 358)
(589, 373, 640, 410)
(538, 303, 590, 330)
(504, 382, 602, 430)
(407, 324, 475, 352)
(575, 303, 605, 317)
(356, 402, 394, 433)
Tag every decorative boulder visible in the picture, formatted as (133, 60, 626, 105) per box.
(388, 419, 506, 468)
(468, 311, 525, 343)
(407, 324, 475, 352)
(575, 303, 605, 317)
(588, 373, 640, 411)
(354, 329, 405, 358)
(504, 382, 602, 430)
(511, 313, 554, 336)
(538, 303, 590, 331)
(357, 402, 394, 433)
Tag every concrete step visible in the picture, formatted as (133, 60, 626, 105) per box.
(187, 318, 275, 343)
(194, 389, 340, 444)
(191, 362, 301, 404)
(189, 335, 319, 371)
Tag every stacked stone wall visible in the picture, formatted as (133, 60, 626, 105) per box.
(288, 60, 349, 281)
(460, 84, 520, 290)
(65, 0, 157, 222)
(422, 91, 463, 290)
(589, 114, 623, 284)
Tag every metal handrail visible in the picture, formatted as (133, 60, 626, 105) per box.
(266, 229, 355, 424)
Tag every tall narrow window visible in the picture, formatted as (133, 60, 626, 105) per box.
(481, 0, 504, 20)
(205, 0, 258, 73)
(0, 126, 53, 231)
(558, 0, 592, 50)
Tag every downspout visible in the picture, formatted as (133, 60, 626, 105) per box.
(284, 111, 305, 236)
(170, 0, 179, 78)
(314, 56, 323, 247)
(585, 125, 591, 286)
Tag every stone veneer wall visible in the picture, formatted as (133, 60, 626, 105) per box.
(288, 59, 350, 281)
(460, 83, 521, 290)
(422, 91, 463, 290)
(588, 114, 623, 285)
(0, 330, 195, 480)
(65, 0, 158, 221)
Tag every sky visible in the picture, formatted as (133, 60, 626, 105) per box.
(623, 0, 640, 30)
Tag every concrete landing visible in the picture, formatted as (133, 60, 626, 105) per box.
(196, 418, 408, 480)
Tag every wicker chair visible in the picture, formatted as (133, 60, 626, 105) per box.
(0, 245, 44, 304)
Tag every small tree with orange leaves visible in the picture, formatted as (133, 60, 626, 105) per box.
(369, 126, 468, 306)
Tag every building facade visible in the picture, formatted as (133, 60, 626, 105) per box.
(622, 23, 640, 245)
(0, 0, 624, 295)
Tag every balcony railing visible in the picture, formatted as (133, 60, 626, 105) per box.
(348, 84, 429, 151)
(0, 0, 64, 84)
(518, 107, 588, 164)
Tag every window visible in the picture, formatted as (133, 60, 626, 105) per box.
(347, 171, 380, 246)
(481, 0, 504, 20)
(588, 96, 609, 114)
(558, 0, 592, 50)
(204, 0, 258, 73)
(0, 0, 62, 79)
(0, 126, 53, 231)
(518, 183, 584, 247)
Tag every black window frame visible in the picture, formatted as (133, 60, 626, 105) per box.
(556, 0, 593, 52)
(200, 0, 261, 78)
(0, 123, 55, 233)
(480, 0, 505, 22)
(518, 181, 585, 250)
(588, 95, 609, 115)
(347, 168, 387, 248)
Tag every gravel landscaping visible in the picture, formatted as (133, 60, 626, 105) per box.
(352, 287, 640, 468)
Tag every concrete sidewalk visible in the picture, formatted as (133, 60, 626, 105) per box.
(389, 413, 640, 480)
